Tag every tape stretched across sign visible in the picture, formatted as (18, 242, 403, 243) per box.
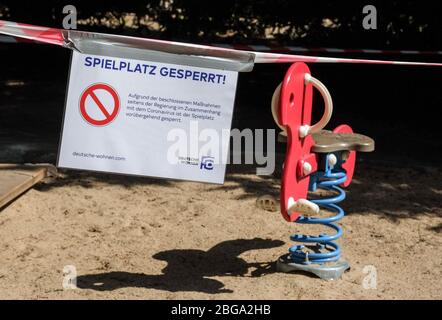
(58, 51, 238, 183)
(1, 20, 442, 68)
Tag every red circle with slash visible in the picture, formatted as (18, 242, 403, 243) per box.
(79, 83, 120, 126)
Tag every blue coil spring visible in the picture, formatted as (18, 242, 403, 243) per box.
(289, 165, 347, 265)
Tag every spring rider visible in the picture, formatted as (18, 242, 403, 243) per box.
(271, 62, 375, 280)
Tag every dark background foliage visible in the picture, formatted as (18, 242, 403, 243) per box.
(2, 0, 442, 48)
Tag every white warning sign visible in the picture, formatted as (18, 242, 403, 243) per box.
(58, 51, 238, 184)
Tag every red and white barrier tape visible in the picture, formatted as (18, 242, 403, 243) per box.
(1, 20, 442, 67)
(2, 34, 441, 56)
(213, 43, 442, 56)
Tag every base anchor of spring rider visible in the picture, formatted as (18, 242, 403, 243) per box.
(277, 254, 350, 280)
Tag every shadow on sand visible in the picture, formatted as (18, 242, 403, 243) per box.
(76, 238, 284, 294)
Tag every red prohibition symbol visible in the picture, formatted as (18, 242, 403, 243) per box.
(79, 83, 120, 126)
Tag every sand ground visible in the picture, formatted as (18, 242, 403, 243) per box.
(0, 161, 440, 300)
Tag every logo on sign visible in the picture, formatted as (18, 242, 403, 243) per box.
(79, 83, 120, 126)
(200, 156, 214, 170)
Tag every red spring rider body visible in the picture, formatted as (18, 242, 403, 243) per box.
(272, 63, 374, 280)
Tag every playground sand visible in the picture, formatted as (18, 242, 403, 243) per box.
(0, 162, 440, 299)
